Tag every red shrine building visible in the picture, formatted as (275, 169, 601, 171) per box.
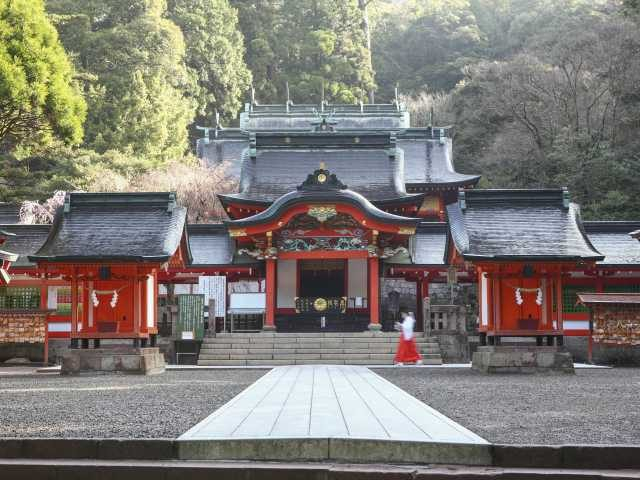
(1, 101, 639, 364)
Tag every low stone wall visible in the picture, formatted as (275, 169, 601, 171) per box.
(0, 310, 47, 363)
(429, 332, 469, 363)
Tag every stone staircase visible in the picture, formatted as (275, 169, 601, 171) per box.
(197, 332, 443, 366)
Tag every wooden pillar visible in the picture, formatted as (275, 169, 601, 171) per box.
(416, 277, 423, 331)
(133, 268, 141, 337)
(264, 258, 276, 331)
(368, 256, 380, 330)
(556, 272, 564, 332)
(39, 283, 49, 365)
(493, 275, 501, 337)
(70, 267, 78, 348)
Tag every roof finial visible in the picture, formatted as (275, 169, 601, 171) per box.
(394, 83, 400, 111)
(285, 81, 291, 112)
(321, 81, 325, 112)
(319, 161, 326, 170)
(214, 109, 221, 139)
(250, 83, 256, 106)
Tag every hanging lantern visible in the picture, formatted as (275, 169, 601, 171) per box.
(91, 291, 99, 307)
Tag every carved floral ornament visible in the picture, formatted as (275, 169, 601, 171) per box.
(307, 205, 337, 223)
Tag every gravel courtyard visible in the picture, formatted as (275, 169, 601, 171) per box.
(1, 367, 639, 444)
(376, 367, 640, 445)
(0, 369, 264, 438)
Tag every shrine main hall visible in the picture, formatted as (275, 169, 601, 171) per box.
(1, 101, 639, 367)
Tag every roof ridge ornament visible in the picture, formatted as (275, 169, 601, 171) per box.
(298, 167, 348, 191)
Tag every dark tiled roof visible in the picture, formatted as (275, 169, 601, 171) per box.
(583, 222, 640, 266)
(412, 222, 449, 265)
(225, 132, 413, 204)
(384, 222, 449, 266)
(187, 224, 258, 266)
(226, 168, 420, 229)
(398, 134, 480, 188)
(188, 224, 233, 266)
(447, 189, 603, 261)
(0, 203, 20, 224)
(578, 293, 640, 305)
(241, 103, 409, 130)
(31, 192, 187, 262)
(196, 130, 248, 178)
(0, 224, 50, 267)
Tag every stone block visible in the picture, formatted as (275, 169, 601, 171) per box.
(0, 439, 22, 458)
(98, 439, 175, 460)
(492, 444, 562, 468)
(61, 347, 165, 375)
(328, 439, 492, 465)
(22, 439, 98, 459)
(178, 439, 329, 462)
(472, 346, 574, 374)
(560, 445, 640, 469)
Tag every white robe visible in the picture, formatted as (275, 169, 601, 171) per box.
(401, 315, 415, 341)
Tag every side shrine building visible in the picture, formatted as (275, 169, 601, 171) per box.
(1, 101, 639, 367)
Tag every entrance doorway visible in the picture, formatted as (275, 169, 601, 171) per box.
(299, 259, 346, 298)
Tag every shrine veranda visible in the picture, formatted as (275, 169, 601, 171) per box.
(0, 102, 640, 474)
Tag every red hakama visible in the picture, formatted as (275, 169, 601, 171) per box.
(394, 335, 422, 364)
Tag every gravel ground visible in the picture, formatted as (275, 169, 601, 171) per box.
(376, 367, 640, 445)
(0, 369, 264, 438)
(1, 367, 639, 444)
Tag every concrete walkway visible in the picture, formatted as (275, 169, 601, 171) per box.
(180, 364, 486, 444)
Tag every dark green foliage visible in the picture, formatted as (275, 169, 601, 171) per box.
(48, 0, 195, 164)
(167, 0, 252, 122)
(445, 2, 640, 220)
(232, 0, 374, 103)
(0, 0, 86, 151)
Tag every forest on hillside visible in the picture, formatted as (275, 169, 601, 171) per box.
(0, 0, 639, 220)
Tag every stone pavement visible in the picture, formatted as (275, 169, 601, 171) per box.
(180, 364, 486, 444)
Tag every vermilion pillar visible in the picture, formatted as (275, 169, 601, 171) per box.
(264, 258, 276, 331)
(368, 256, 381, 331)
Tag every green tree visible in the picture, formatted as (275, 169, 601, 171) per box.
(373, 0, 484, 96)
(446, 3, 640, 219)
(233, 0, 375, 104)
(0, 0, 85, 151)
(167, 0, 252, 123)
(48, 0, 195, 164)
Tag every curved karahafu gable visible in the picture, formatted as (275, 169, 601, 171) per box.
(224, 167, 420, 234)
(446, 189, 604, 261)
(30, 192, 188, 263)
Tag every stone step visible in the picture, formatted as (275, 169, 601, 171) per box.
(197, 358, 443, 366)
(198, 333, 444, 366)
(204, 335, 439, 342)
(198, 349, 441, 359)
(200, 339, 440, 347)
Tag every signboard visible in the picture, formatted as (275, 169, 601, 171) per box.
(198, 276, 226, 318)
(176, 294, 205, 341)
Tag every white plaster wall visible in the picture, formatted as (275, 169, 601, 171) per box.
(481, 273, 488, 326)
(347, 259, 367, 299)
(277, 259, 297, 308)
